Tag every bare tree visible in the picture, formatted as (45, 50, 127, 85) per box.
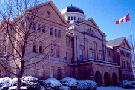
(0, 0, 55, 90)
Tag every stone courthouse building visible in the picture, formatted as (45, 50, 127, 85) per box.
(0, 1, 133, 85)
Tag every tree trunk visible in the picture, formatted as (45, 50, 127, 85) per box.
(17, 76, 21, 90)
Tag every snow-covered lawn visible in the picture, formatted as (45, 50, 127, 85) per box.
(97, 86, 135, 90)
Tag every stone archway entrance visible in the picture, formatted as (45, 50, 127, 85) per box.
(104, 72, 111, 86)
(57, 67, 62, 80)
(112, 73, 118, 86)
(95, 71, 102, 86)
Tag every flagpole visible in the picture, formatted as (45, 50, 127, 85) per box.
(128, 17, 135, 80)
(129, 20, 134, 53)
(128, 12, 134, 52)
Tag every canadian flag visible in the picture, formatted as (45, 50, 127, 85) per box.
(116, 14, 130, 24)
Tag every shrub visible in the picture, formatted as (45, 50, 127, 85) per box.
(21, 76, 39, 89)
(61, 77, 77, 90)
(0, 77, 11, 90)
(10, 78, 18, 86)
(77, 80, 97, 90)
(121, 80, 135, 89)
(42, 78, 62, 90)
(61, 77, 77, 87)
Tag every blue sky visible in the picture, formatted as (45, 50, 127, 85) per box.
(51, 0, 135, 41)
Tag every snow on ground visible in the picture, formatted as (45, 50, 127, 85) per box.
(97, 87, 135, 90)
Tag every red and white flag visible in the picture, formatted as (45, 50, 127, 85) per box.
(116, 14, 130, 24)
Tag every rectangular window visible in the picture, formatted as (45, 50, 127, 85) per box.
(79, 45, 84, 61)
(88, 50, 94, 60)
(58, 30, 61, 38)
(39, 46, 42, 53)
(93, 42, 97, 60)
(55, 29, 57, 37)
(79, 49, 83, 61)
(37, 23, 41, 31)
(120, 50, 124, 56)
(98, 50, 102, 60)
(42, 25, 46, 33)
(50, 27, 53, 36)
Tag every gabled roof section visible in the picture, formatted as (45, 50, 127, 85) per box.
(0, 17, 11, 31)
(13, 1, 68, 27)
(107, 37, 131, 50)
(107, 37, 125, 47)
(47, 1, 68, 26)
(25, 1, 68, 26)
(87, 18, 98, 27)
(85, 18, 104, 36)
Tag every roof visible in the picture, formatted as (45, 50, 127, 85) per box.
(66, 5, 84, 14)
(13, 1, 68, 27)
(107, 37, 125, 47)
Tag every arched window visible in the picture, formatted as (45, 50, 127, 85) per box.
(68, 16, 70, 20)
(39, 46, 42, 53)
(74, 16, 76, 20)
(33, 45, 36, 53)
(71, 16, 73, 20)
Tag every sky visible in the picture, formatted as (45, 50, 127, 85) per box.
(51, 0, 135, 41)
(0, 0, 135, 41)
